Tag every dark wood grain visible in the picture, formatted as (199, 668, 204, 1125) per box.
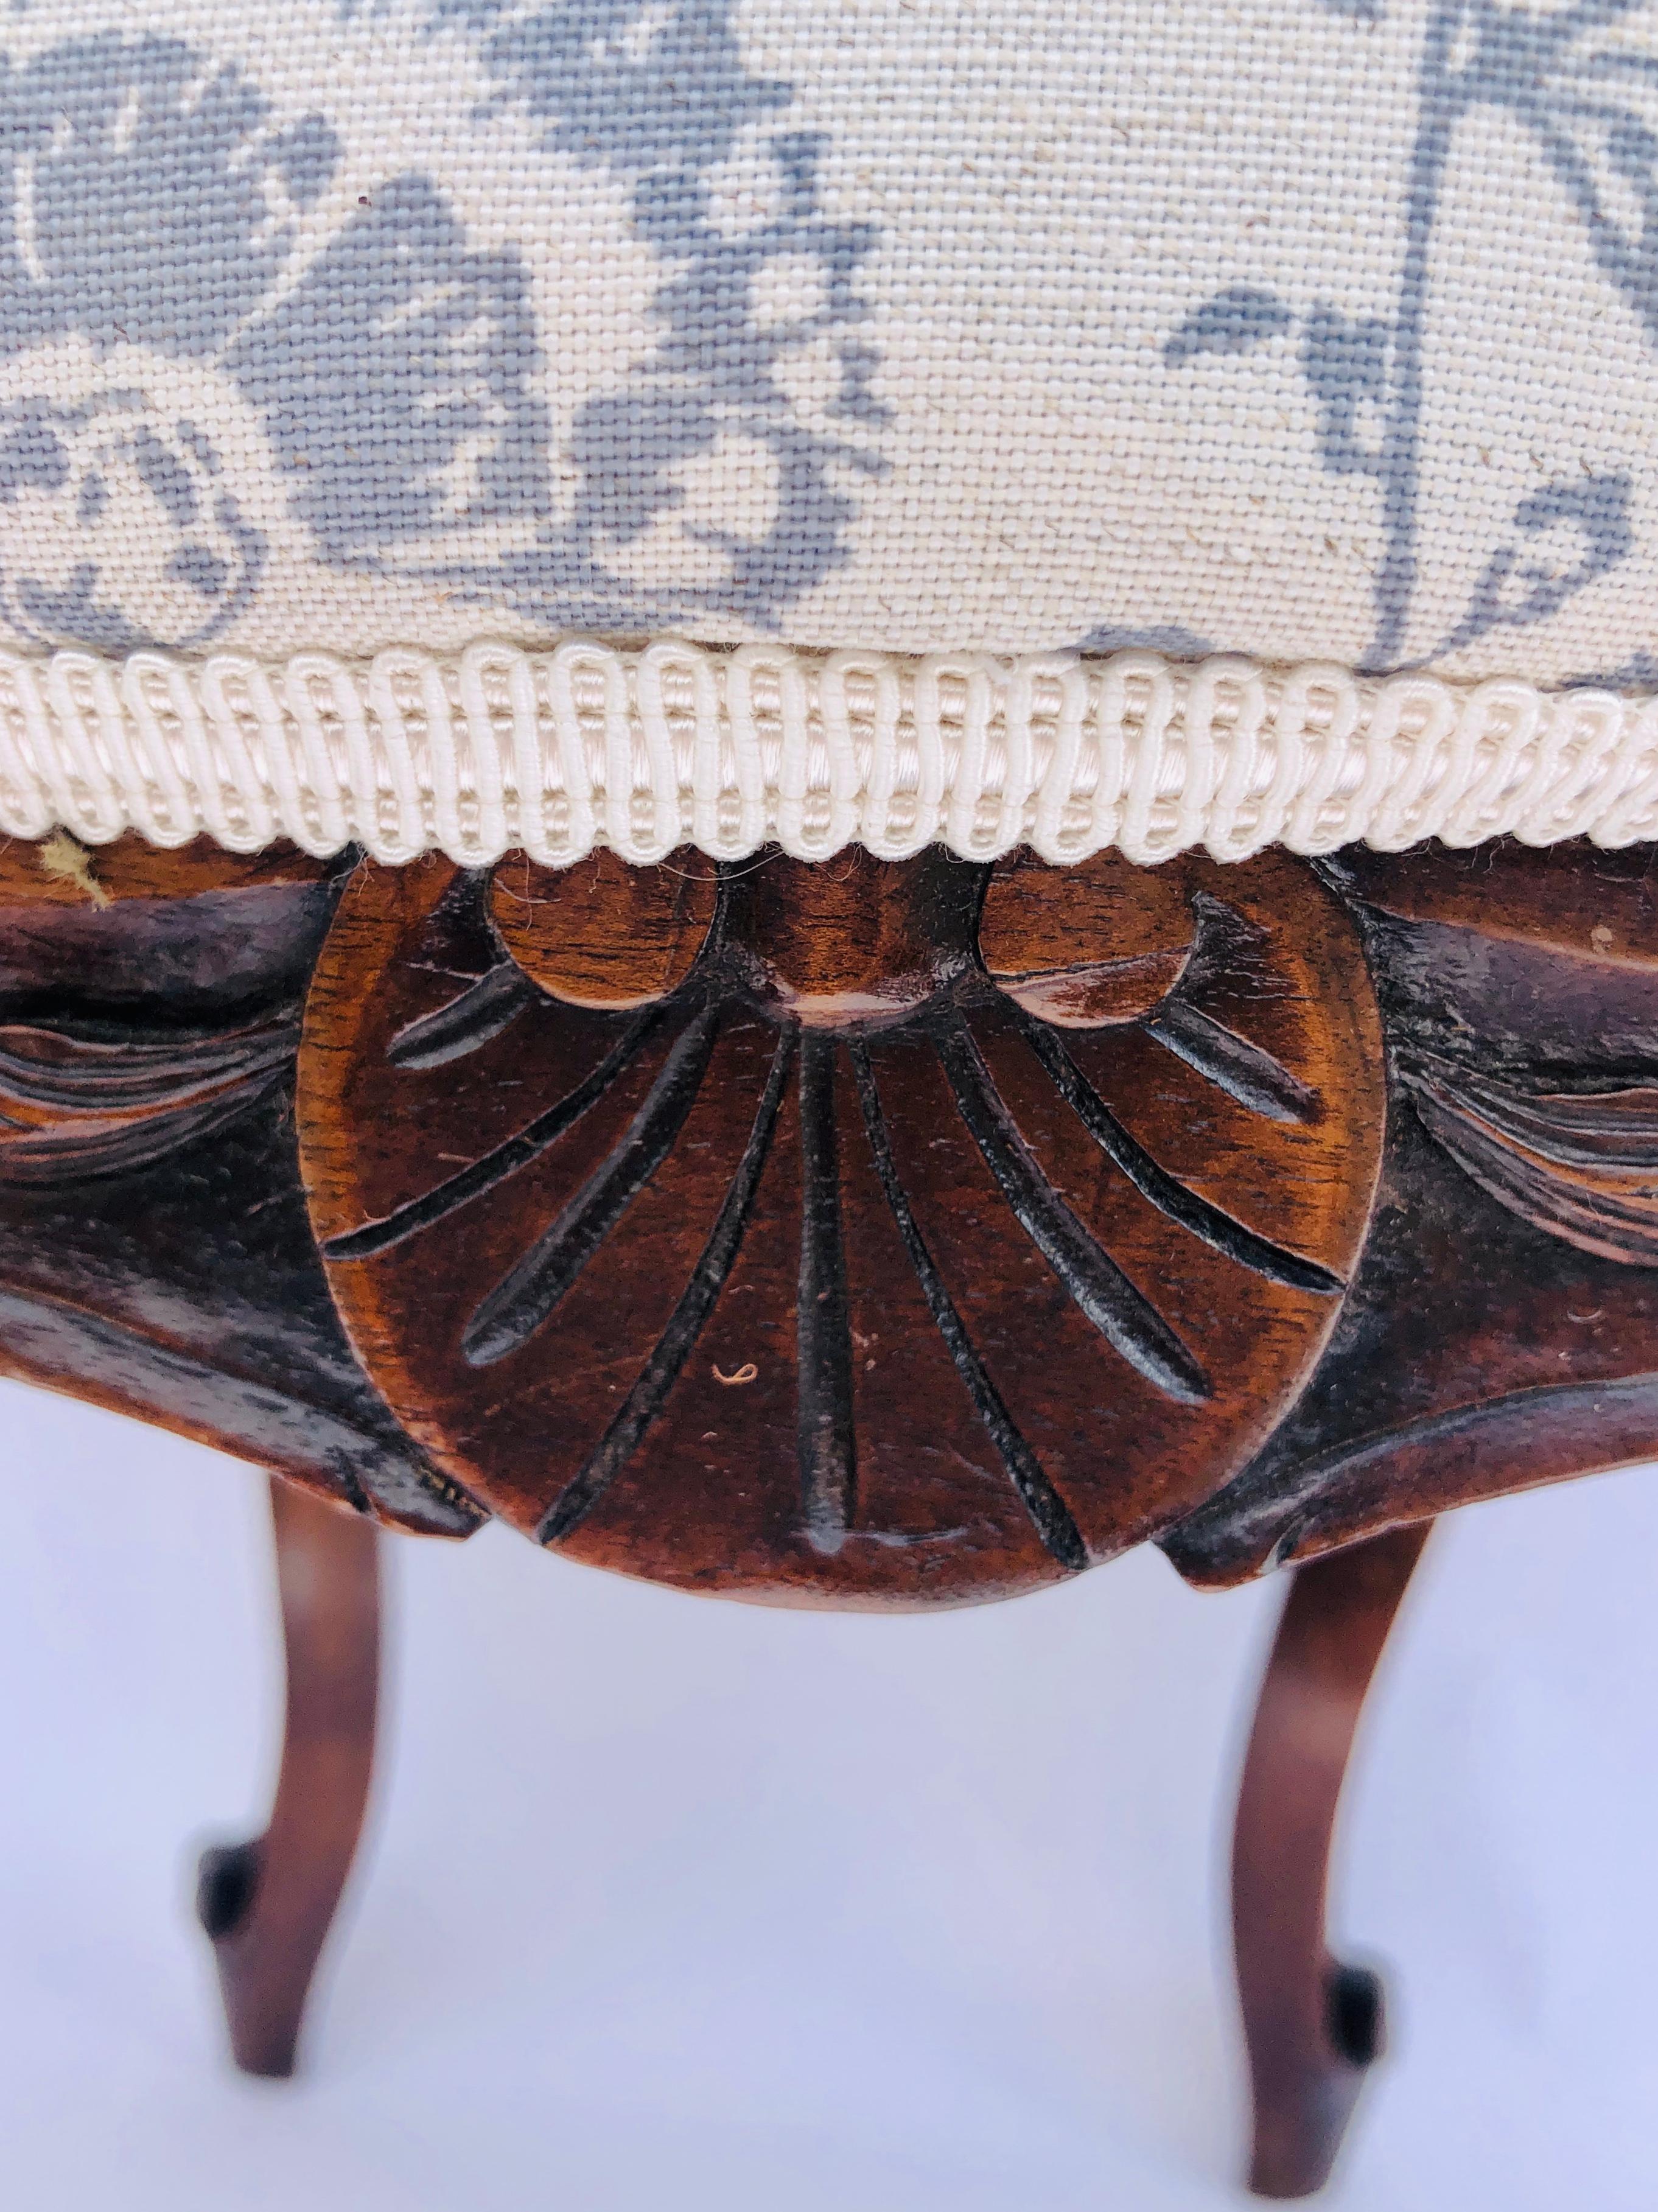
(981, 844, 1196, 1024)
(0, 831, 340, 1021)
(1327, 839, 1658, 965)
(19, 827, 1654, 1588)
(489, 845, 719, 1009)
(20, 827, 1658, 1578)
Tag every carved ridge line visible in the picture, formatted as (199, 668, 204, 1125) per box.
(537, 1028, 796, 1548)
(1144, 999, 1317, 1125)
(1408, 1079, 1658, 1268)
(1401, 1049, 1658, 1169)
(463, 1004, 722, 1367)
(797, 1034, 857, 1558)
(933, 1012, 1211, 1404)
(1017, 1016, 1342, 1296)
(850, 1044, 1088, 1572)
(0, 1284, 477, 1532)
(1166, 1372, 1658, 1576)
(0, 1017, 296, 1110)
(0, 1065, 286, 1186)
(386, 962, 537, 1069)
(323, 1002, 671, 1264)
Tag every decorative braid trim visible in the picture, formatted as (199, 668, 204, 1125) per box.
(2, 639, 1656, 867)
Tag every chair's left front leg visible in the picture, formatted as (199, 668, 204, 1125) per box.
(197, 1474, 380, 2078)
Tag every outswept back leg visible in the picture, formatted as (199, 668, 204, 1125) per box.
(197, 1474, 380, 2077)
(1233, 1522, 1431, 2198)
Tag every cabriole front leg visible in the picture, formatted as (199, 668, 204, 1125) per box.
(197, 1474, 380, 2078)
(1233, 1522, 1430, 2198)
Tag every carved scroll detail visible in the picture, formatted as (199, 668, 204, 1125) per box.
(0, 836, 480, 1536)
(1401, 1052, 1658, 1265)
(0, 1013, 296, 1185)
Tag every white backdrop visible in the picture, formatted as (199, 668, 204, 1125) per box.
(3, 1375, 1656, 2211)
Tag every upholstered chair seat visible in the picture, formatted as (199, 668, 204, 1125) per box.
(7, 5, 1658, 2198)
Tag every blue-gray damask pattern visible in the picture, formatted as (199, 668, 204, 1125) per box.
(0, 29, 550, 649)
(1166, 0, 1658, 673)
(439, 0, 887, 628)
(0, 34, 289, 648)
(0, 7, 884, 650)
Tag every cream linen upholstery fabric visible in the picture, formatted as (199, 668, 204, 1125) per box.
(3, 1, 1658, 862)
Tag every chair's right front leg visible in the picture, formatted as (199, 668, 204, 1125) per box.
(1233, 1521, 1431, 2199)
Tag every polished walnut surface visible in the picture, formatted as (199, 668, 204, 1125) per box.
(4, 830, 1656, 1593)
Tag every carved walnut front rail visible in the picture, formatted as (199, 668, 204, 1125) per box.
(5, 827, 1656, 2195)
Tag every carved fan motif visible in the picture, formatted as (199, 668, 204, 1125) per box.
(298, 845, 1383, 1606)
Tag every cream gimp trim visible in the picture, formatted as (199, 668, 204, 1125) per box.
(0, 638, 1654, 868)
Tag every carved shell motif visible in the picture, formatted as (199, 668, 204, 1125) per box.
(298, 845, 1383, 1606)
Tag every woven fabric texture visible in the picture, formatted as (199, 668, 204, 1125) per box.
(4, 4, 1658, 860)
